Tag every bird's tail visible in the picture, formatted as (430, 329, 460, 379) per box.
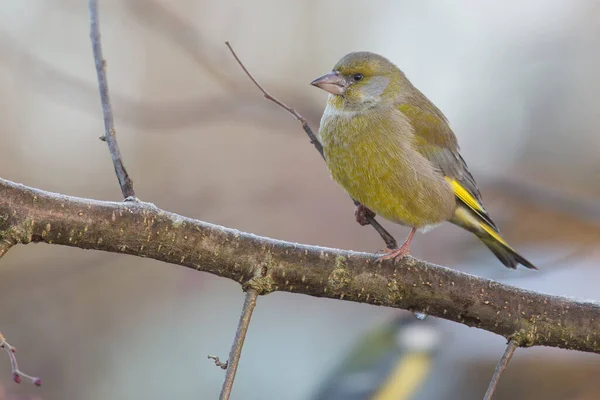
(479, 236, 537, 270)
(451, 204, 537, 270)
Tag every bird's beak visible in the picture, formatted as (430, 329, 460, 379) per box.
(310, 72, 347, 95)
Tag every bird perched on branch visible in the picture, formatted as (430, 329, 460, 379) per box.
(311, 52, 536, 269)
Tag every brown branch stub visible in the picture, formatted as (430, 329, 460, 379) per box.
(0, 333, 41, 387)
(88, 0, 136, 199)
(219, 289, 259, 400)
(208, 355, 228, 370)
(0, 177, 599, 354)
(225, 42, 397, 249)
(483, 340, 518, 400)
(351, 199, 397, 249)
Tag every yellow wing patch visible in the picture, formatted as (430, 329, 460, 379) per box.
(445, 177, 512, 248)
(444, 177, 485, 214)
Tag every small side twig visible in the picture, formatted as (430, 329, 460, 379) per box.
(225, 42, 397, 250)
(483, 339, 518, 400)
(225, 42, 322, 155)
(88, 0, 136, 199)
(218, 289, 259, 400)
(0, 333, 41, 386)
(207, 355, 228, 370)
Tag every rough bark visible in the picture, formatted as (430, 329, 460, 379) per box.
(1, 177, 599, 353)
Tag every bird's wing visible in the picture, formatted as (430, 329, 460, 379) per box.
(396, 100, 498, 231)
(395, 98, 537, 269)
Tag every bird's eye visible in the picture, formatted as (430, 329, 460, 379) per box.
(352, 73, 363, 82)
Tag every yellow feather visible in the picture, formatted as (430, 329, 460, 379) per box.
(444, 177, 484, 213)
(445, 177, 513, 249)
(372, 353, 431, 400)
(480, 222, 510, 248)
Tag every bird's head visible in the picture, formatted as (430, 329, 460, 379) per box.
(311, 52, 405, 111)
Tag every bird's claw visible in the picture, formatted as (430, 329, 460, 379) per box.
(376, 246, 411, 263)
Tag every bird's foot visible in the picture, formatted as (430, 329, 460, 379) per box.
(376, 245, 411, 263)
(354, 204, 376, 226)
(376, 227, 416, 263)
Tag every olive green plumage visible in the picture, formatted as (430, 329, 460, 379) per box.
(311, 52, 536, 270)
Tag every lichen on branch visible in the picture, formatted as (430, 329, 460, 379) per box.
(0, 177, 599, 354)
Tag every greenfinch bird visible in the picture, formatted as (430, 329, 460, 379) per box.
(312, 315, 441, 400)
(311, 52, 536, 269)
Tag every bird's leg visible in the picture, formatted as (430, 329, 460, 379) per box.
(354, 203, 376, 226)
(377, 227, 416, 262)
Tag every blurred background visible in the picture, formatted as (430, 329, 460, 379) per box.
(0, 0, 600, 399)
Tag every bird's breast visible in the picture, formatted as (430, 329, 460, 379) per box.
(319, 106, 455, 228)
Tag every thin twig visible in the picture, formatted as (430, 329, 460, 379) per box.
(350, 199, 397, 249)
(207, 355, 228, 370)
(483, 340, 518, 400)
(0, 333, 41, 386)
(88, 0, 136, 199)
(225, 43, 322, 155)
(225, 42, 397, 249)
(219, 289, 259, 400)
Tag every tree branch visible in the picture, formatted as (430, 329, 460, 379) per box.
(218, 289, 258, 400)
(0, 177, 599, 354)
(0, 333, 41, 386)
(225, 42, 397, 250)
(483, 340, 518, 400)
(88, 0, 136, 199)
